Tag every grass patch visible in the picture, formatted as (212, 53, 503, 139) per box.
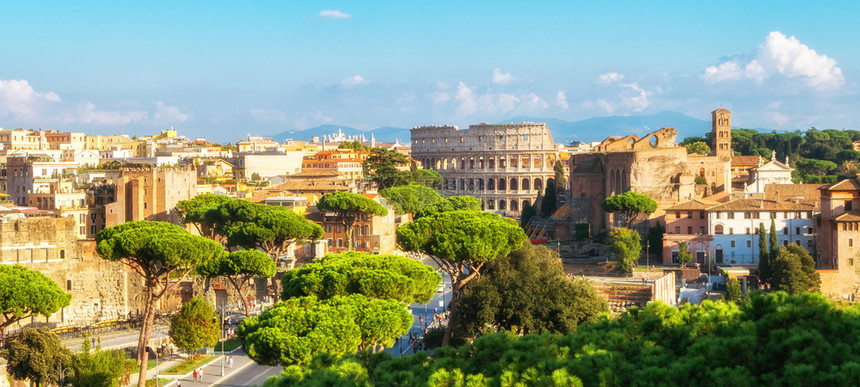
(126, 359, 158, 373)
(162, 355, 217, 375)
(145, 378, 170, 387)
(216, 337, 243, 352)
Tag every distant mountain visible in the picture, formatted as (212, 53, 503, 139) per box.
(505, 111, 713, 145)
(270, 125, 410, 144)
(271, 111, 724, 145)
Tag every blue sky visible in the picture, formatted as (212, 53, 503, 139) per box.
(1, 1, 858, 142)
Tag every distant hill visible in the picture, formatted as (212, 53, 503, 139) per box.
(270, 111, 728, 145)
(505, 111, 713, 145)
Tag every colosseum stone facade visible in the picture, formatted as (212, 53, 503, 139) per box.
(410, 123, 559, 217)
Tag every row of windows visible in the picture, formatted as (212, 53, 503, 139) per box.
(673, 211, 814, 220)
(673, 225, 815, 235)
(421, 155, 555, 171)
(445, 177, 545, 192)
(324, 224, 372, 235)
(326, 239, 372, 248)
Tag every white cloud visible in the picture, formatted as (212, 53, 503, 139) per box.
(596, 99, 613, 114)
(555, 91, 569, 110)
(0, 79, 61, 120)
(69, 101, 148, 126)
(153, 101, 190, 123)
(702, 31, 844, 90)
(596, 72, 625, 84)
(318, 10, 351, 19)
(492, 68, 514, 85)
(340, 75, 369, 88)
(450, 81, 548, 117)
(619, 83, 650, 112)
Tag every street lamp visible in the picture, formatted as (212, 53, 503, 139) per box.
(55, 364, 72, 387)
(218, 304, 226, 377)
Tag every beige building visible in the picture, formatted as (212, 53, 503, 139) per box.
(301, 149, 370, 180)
(0, 215, 145, 332)
(410, 123, 559, 217)
(105, 166, 197, 226)
(6, 155, 79, 206)
(229, 151, 305, 179)
(312, 194, 396, 254)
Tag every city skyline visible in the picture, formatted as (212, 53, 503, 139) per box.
(1, 1, 858, 142)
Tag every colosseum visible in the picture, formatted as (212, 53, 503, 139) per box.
(410, 123, 559, 217)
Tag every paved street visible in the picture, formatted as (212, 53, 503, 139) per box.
(156, 350, 282, 387)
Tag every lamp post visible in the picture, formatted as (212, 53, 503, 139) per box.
(218, 304, 226, 377)
(55, 364, 72, 387)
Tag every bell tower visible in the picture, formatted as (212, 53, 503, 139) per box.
(711, 108, 732, 161)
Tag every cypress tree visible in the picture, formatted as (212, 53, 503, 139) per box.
(758, 223, 770, 284)
(769, 219, 778, 263)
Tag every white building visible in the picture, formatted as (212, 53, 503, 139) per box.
(708, 198, 817, 266)
(744, 152, 794, 195)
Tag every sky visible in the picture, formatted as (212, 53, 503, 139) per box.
(1, 1, 859, 142)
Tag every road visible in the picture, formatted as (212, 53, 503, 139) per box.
(160, 350, 282, 387)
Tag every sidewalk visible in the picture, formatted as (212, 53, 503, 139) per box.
(129, 345, 245, 386)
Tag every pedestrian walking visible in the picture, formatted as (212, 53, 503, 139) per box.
(192, 369, 198, 382)
(199, 367, 204, 379)
(176, 381, 181, 387)
(228, 355, 234, 368)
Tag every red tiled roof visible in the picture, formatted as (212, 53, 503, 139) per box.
(665, 199, 720, 211)
(822, 178, 860, 191)
(707, 198, 816, 212)
(732, 155, 760, 167)
(764, 184, 827, 202)
(834, 211, 860, 222)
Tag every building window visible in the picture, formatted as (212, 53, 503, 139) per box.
(687, 211, 693, 218)
(744, 212, 751, 219)
(714, 225, 724, 235)
(327, 239, 333, 246)
(67, 280, 72, 291)
(700, 211, 705, 219)
(728, 212, 735, 219)
(796, 227, 801, 235)
(715, 212, 721, 219)
(675, 211, 681, 218)
(747, 240, 752, 248)
(746, 228, 751, 235)
(699, 227, 705, 234)
(783, 227, 788, 235)
(687, 226, 693, 234)
(337, 239, 343, 247)
(729, 228, 734, 235)
(730, 240, 736, 248)
(674, 226, 680, 234)
(847, 201, 854, 211)
(850, 239, 855, 248)
(326, 224, 332, 232)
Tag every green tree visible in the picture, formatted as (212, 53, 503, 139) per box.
(169, 297, 220, 357)
(685, 141, 711, 155)
(397, 210, 527, 346)
(0, 327, 73, 387)
(379, 184, 443, 215)
(363, 148, 410, 189)
(794, 158, 837, 177)
(520, 201, 536, 228)
(455, 243, 607, 336)
(677, 242, 692, 268)
(412, 169, 442, 188)
(413, 196, 482, 219)
(601, 191, 658, 228)
(175, 194, 235, 242)
(758, 223, 770, 285)
(771, 244, 821, 295)
(339, 140, 372, 151)
(725, 278, 741, 301)
(541, 180, 557, 217)
(69, 338, 126, 387)
(769, 219, 778, 263)
(219, 200, 324, 260)
(197, 250, 277, 316)
(281, 252, 440, 304)
(251, 172, 262, 181)
(239, 294, 411, 366)
(608, 228, 640, 273)
(646, 222, 665, 256)
(317, 192, 388, 251)
(554, 160, 566, 192)
(0, 265, 71, 334)
(96, 221, 223, 387)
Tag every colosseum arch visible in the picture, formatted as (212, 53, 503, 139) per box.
(510, 178, 518, 191)
(488, 199, 495, 210)
(488, 178, 495, 190)
(435, 159, 441, 170)
(622, 170, 628, 192)
(522, 178, 530, 191)
(498, 178, 506, 191)
(534, 178, 543, 191)
(511, 200, 519, 211)
(522, 200, 530, 209)
(499, 200, 507, 210)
